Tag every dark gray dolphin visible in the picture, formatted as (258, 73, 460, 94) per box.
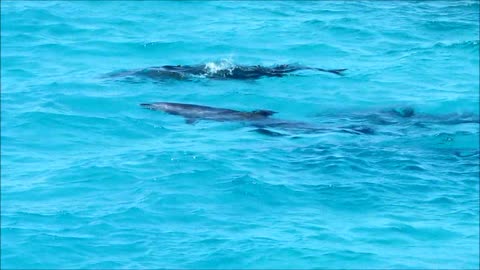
(107, 64, 347, 81)
(140, 102, 374, 135)
(140, 102, 277, 124)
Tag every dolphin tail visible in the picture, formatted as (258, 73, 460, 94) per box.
(251, 110, 277, 117)
(250, 128, 287, 137)
(315, 68, 347, 76)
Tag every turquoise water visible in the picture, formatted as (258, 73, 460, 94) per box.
(1, 1, 479, 268)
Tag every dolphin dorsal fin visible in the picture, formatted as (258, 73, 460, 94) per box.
(185, 118, 199, 125)
(251, 110, 277, 117)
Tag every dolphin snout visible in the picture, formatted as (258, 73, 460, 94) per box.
(140, 103, 154, 109)
(140, 102, 170, 111)
(140, 103, 164, 111)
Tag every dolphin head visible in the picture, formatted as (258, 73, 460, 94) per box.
(140, 102, 190, 115)
(140, 102, 171, 111)
(140, 102, 205, 118)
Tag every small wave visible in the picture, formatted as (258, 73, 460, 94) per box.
(423, 19, 477, 31)
(303, 19, 326, 26)
(421, 40, 478, 51)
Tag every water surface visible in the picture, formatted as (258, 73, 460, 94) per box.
(1, 1, 479, 268)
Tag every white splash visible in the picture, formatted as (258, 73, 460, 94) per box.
(204, 59, 236, 75)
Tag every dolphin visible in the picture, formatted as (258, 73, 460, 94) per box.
(107, 64, 347, 81)
(140, 102, 277, 124)
(140, 102, 374, 136)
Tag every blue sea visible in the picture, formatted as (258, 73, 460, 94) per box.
(1, 1, 479, 269)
